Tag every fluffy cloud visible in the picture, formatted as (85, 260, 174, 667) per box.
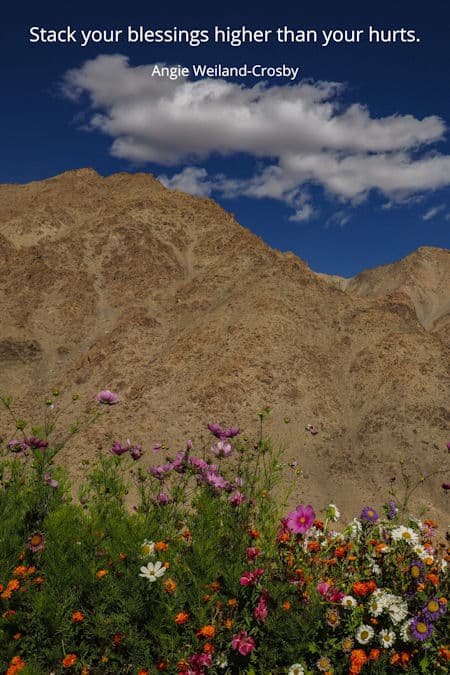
(63, 55, 450, 219)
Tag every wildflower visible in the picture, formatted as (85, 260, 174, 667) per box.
(155, 492, 170, 505)
(156, 662, 167, 671)
(442, 483, 450, 490)
(409, 560, 424, 580)
(7, 439, 28, 455)
(43, 471, 58, 488)
(391, 526, 419, 545)
(6, 656, 26, 675)
(253, 594, 268, 623)
(163, 578, 177, 594)
(316, 655, 332, 672)
(13, 566, 27, 578)
(246, 546, 261, 561)
(228, 598, 238, 607)
(112, 632, 123, 645)
(368, 595, 384, 617)
(326, 503, 340, 521)
(385, 499, 398, 519)
(28, 531, 45, 552)
(288, 665, 305, 675)
(211, 440, 233, 457)
(356, 624, 374, 645)
(342, 636, 354, 652)
(341, 595, 357, 608)
(360, 506, 378, 523)
(249, 527, 260, 539)
(379, 628, 396, 647)
(438, 646, 450, 661)
(203, 642, 215, 655)
(410, 615, 434, 641)
(13, 632, 22, 640)
(154, 541, 169, 552)
(326, 607, 341, 628)
(400, 619, 413, 642)
(138, 670, 150, 675)
(139, 561, 166, 582)
(231, 630, 256, 656)
(62, 654, 77, 668)
(229, 491, 246, 506)
(96, 390, 119, 405)
(317, 581, 344, 603)
(390, 651, 411, 667)
(350, 649, 368, 675)
(369, 649, 381, 661)
(175, 611, 189, 624)
(141, 540, 155, 557)
(197, 624, 216, 639)
(25, 436, 48, 450)
(282, 600, 291, 611)
(71, 610, 85, 623)
(96, 569, 108, 579)
(286, 504, 315, 534)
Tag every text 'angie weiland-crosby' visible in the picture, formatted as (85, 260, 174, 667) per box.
(28, 24, 421, 47)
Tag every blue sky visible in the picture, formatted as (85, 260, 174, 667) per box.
(1, 0, 449, 276)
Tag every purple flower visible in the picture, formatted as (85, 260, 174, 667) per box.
(96, 390, 119, 405)
(229, 491, 246, 507)
(154, 492, 170, 505)
(442, 483, 450, 491)
(43, 472, 58, 489)
(148, 463, 173, 480)
(188, 456, 208, 471)
(423, 597, 446, 621)
(25, 436, 48, 450)
(410, 615, 434, 641)
(286, 504, 315, 534)
(7, 439, 28, 455)
(207, 422, 240, 439)
(386, 499, 398, 520)
(205, 471, 228, 489)
(360, 506, 379, 523)
(130, 444, 142, 461)
(152, 443, 162, 453)
(211, 440, 233, 458)
(409, 560, 424, 581)
(109, 441, 129, 456)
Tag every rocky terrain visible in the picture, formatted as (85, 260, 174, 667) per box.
(0, 169, 448, 519)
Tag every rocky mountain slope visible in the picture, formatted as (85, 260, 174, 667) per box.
(0, 169, 448, 519)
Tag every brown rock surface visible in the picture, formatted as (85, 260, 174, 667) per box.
(0, 169, 448, 520)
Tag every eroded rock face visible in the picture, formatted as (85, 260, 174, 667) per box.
(0, 169, 448, 520)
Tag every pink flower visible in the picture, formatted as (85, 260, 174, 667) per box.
(286, 504, 315, 534)
(231, 630, 256, 656)
(229, 491, 246, 507)
(317, 580, 344, 603)
(96, 390, 119, 405)
(239, 568, 264, 586)
(253, 595, 268, 623)
(207, 423, 240, 439)
(211, 440, 233, 458)
(246, 547, 261, 561)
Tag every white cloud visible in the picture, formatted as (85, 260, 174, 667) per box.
(422, 204, 446, 220)
(63, 55, 450, 220)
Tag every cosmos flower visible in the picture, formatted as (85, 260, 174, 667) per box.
(286, 504, 315, 534)
(141, 540, 155, 557)
(154, 492, 170, 505)
(207, 423, 240, 439)
(139, 561, 166, 583)
(43, 472, 58, 489)
(25, 436, 48, 450)
(229, 491, 246, 507)
(96, 390, 119, 405)
(7, 439, 28, 455)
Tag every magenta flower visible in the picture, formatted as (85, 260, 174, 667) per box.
(7, 439, 28, 455)
(231, 630, 256, 656)
(130, 444, 142, 461)
(317, 581, 344, 603)
(155, 492, 170, 505)
(25, 436, 48, 450)
(253, 595, 268, 623)
(286, 504, 315, 534)
(229, 491, 246, 507)
(190, 653, 213, 669)
(442, 483, 450, 491)
(239, 568, 264, 586)
(207, 423, 240, 439)
(96, 390, 119, 405)
(109, 441, 129, 456)
(246, 547, 261, 561)
(43, 472, 58, 489)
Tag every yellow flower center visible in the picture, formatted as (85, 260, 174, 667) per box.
(31, 535, 42, 546)
(416, 622, 427, 633)
(427, 600, 439, 613)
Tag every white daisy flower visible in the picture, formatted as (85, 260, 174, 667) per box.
(215, 656, 228, 669)
(368, 595, 385, 616)
(139, 560, 166, 582)
(400, 619, 413, 642)
(288, 664, 305, 675)
(391, 526, 419, 545)
(356, 624, 374, 645)
(371, 562, 382, 575)
(379, 628, 396, 648)
(141, 539, 155, 556)
(341, 595, 357, 608)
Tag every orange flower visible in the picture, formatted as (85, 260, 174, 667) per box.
(224, 618, 233, 629)
(204, 642, 215, 655)
(390, 652, 410, 667)
(249, 528, 260, 539)
(177, 660, 189, 671)
(138, 670, 149, 675)
(352, 580, 377, 597)
(96, 569, 108, 579)
(208, 581, 221, 592)
(438, 645, 450, 661)
(313, 519, 324, 530)
(118, 552, 127, 560)
(13, 566, 28, 578)
(6, 656, 25, 675)
(350, 649, 368, 674)
(369, 649, 381, 660)
(335, 546, 346, 558)
(112, 632, 124, 646)
(62, 653, 78, 668)
(307, 541, 320, 552)
(282, 601, 291, 611)
(100, 656, 109, 663)
(228, 598, 238, 607)
(81, 669, 90, 675)
(155, 541, 169, 552)
(32, 576, 44, 585)
(13, 632, 22, 640)
(163, 562, 170, 569)
(175, 611, 189, 624)
(27, 566, 36, 575)
(163, 578, 177, 594)
(278, 532, 290, 543)
(196, 624, 215, 639)
(202, 594, 212, 603)
(7, 579, 20, 591)
(156, 662, 167, 671)
(71, 611, 85, 623)
(426, 573, 439, 586)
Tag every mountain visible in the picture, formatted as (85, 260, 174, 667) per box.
(0, 169, 448, 520)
